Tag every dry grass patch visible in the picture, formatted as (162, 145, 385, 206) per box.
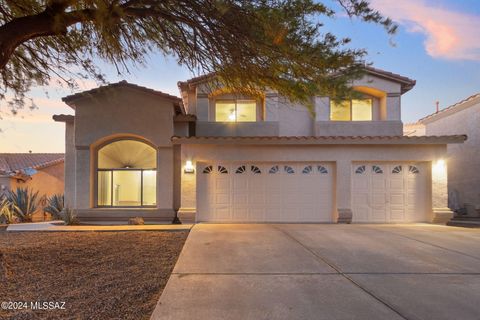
(0, 230, 188, 319)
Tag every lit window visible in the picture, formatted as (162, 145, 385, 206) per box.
(97, 139, 156, 207)
(330, 99, 372, 121)
(215, 100, 256, 122)
(330, 100, 351, 121)
(352, 99, 372, 121)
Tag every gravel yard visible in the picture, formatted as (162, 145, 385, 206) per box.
(0, 230, 188, 320)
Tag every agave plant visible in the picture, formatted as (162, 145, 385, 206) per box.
(44, 194, 64, 220)
(0, 196, 17, 224)
(7, 187, 39, 222)
(62, 208, 79, 225)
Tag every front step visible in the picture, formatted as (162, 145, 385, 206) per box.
(447, 216, 480, 228)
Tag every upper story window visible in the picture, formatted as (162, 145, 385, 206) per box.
(330, 99, 372, 121)
(215, 100, 256, 122)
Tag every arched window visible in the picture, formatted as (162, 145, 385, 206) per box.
(97, 139, 156, 207)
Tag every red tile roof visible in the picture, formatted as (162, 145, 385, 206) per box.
(62, 80, 184, 112)
(0, 153, 64, 175)
(171, 135, 466, 145)
(178, 67, 416, 93)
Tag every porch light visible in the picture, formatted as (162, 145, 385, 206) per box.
(184, 160, 195, 174)
(432, 159, 447, 181)
(228, 111, 236, 121)
(433, 159, 446, 172)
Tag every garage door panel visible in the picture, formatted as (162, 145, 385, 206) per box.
(390, 208, 405, 221)
(352, 163, 428, 223)
(390, 193, 405, 206)
(389, 179, 404, 191)
(353, 177, 368, 189)
(198, 162, 333, 222)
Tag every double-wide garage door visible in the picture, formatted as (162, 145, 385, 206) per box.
(352, 163, 428, 222)
(197, 161, 429, 223)
(197, 162, 334, 222)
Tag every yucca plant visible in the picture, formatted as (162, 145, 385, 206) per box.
(62, 208, 79, 225)
(7, 187, 39, 222)
(44, 194, 64, 220)
(0, 196, 17, 224)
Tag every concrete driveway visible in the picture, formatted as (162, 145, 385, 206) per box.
(151, 224, 480, 320)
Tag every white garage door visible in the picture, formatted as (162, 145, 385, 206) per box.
(197, 163, 334, 222)
(352, 163, 428, 222)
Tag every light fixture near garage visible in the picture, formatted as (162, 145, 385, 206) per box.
(184, 160, 195, 174)
(432, 159, 447, 182)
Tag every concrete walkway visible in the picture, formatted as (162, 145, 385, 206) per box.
(6, 221, 192, 232)
(151, 223, 480, 320)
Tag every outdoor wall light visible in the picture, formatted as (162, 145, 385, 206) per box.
(433, 159, 446, 172)
(184, 160, 195, 174)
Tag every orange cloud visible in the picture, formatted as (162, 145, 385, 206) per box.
(370, 0, 480, 61)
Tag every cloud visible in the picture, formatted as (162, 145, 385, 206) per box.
(370, 0, 480, 61)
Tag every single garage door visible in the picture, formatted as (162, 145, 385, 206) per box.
(352, 163, 428, 222)
(197, 162, 334, 222)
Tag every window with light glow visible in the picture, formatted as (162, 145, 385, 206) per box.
(330, 99, 372, 121)
(97, 139, 156, 207)
(215, 100, 256, 122)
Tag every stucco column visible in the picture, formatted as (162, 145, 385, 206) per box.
(64, 122, 76, 209)
(74, 148, 90, 210)
(336, 159, 352, 223)
(431, 159, 454, 223)
(178, 148, 197, 223)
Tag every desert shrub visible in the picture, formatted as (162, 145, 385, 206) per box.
(0, 196, 17, 224)
(44, 194, 64, 220)
(7, 187, 39, 222)
(62, 208, 79, 225)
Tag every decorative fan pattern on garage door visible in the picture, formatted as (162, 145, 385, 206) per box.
(409, 165, 420, 174)
(317, 165, 328, 174)
(202, 165, 213, 174)
(355, 165, 366, 174)
(372, 165, 383, 174)
(235, 165, 246, 174)
(251, 165, 261, 174)
(392, 165, 402, 174)
(302, 165, 313, 174)
(284, 165, 295, 174)
(218, 166, 228, 174)
(269, 165, 279, 174)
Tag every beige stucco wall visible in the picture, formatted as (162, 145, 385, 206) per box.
(66, 87, 178, 221)
(11, 163, 64, 197)
(187, 73, 404, 137)
(423, 100, 480, 208)
(179, 143, 447, 222)
(403, 123, 426, 136)
(9, 163, 64, 222)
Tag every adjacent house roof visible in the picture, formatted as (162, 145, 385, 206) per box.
(177, 67, 416, 93)
(419, 93, 480, 124)
(62, 80, 185, 114)
(0, 153, 64, 179)
(172, 135, 466, 145)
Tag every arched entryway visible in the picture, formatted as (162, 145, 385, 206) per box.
(96, 139, 157, 207)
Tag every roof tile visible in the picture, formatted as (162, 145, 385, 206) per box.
(0, 153, 64, 175)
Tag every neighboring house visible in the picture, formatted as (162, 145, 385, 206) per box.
(0, 153, 65, 221)
(53, 67, 465, 224)
(413, 93, 480, 211)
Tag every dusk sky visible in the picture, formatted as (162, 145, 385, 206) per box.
(1, 0, 479, 152)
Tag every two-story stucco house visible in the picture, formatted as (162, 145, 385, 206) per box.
(53, 67, 465, 224)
